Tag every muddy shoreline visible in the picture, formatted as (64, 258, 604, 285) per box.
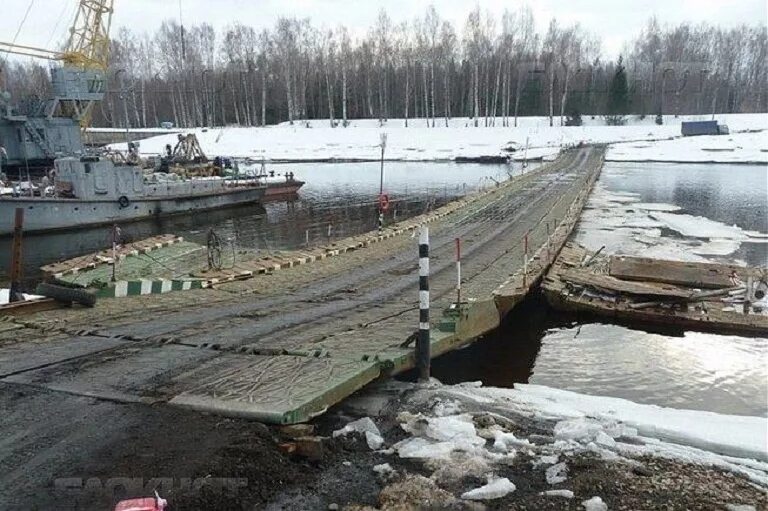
(19, 379, 765, 511)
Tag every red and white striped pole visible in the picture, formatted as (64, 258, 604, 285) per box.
(455, 237, 462, 305)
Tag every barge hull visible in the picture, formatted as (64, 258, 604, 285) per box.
(0, 187, 266, 235)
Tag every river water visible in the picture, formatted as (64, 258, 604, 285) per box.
(0, 161, 521, 283)
(431, 161, 768, 417)
(3, 159, 766, 417)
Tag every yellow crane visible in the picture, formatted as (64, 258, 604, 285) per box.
(0, 0, 115, 125)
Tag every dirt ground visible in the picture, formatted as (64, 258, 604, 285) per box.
(27, 382, 763, 511)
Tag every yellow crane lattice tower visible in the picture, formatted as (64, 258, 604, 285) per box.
(63, 0, 114, 71)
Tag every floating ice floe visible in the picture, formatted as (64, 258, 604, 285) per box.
(650, 212, 766, 241)
(632, 203, 683, 212)
(461, 476, 516, 500)
(575, 182, 766, 264)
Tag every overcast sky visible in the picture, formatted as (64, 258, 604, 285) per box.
(2, 0, 766, 60)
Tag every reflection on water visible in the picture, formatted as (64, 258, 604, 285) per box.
(0, 161, 525, 285)
(601, 162, 767, 232)
(434, 162, 767, 417)
(431, 296, 768, 417)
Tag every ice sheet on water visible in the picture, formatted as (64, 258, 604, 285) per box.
(650, 212, 764, 240)
(633, 203, 683, 212)
(574, 184, 762, 263)
(690, 239, 742, 256)
(461, 476, 516, 500)
(435, 383, 768, 485)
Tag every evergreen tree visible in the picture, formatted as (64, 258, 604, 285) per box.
(564, 93, 583, 126)
(605, 56, 629, 125)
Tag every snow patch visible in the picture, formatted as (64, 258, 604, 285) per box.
(0, 289, 43, 305)
(511, 385, 768, 463)
(607, 131, 768, 164)
(365, 431, 385, 450)
(582, 496, 609, 511)
(546, 461, 569, 485)
(461, 476, 516, 500)
(541, 489, 575, 498)
(372, 463, 394, 475)
(333, 417, 382, 450)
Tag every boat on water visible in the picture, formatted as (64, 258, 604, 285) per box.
(227, 160, 305, 201)
(0, 155, 271, 235)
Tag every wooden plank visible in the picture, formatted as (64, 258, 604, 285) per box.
(609, 255, 749, 289)
(0, 298, 61, 317)
(559, 269, 693, 299)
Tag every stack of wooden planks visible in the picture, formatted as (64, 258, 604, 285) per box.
(543, 243, 768, 335)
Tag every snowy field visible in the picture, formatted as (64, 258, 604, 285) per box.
(110, 113, 767, 163)
(607, 130, 768, 164)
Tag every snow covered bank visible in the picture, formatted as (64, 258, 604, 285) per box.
(109, 113, 767, 163)
(492, 384, 768, 462)
(607, 131, 768, 164)
(401, 381, 768, 486)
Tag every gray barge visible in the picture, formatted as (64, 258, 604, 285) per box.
(0, 156, 267, 235)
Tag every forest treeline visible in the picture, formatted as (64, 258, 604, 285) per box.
(3, 6, 766, 128)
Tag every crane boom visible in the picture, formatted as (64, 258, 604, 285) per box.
(0, 42, 62, 61)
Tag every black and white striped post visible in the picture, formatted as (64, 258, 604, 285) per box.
(417, 226, 431, 381)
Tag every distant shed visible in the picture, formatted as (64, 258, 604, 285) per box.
(681, 120, 728, 136)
